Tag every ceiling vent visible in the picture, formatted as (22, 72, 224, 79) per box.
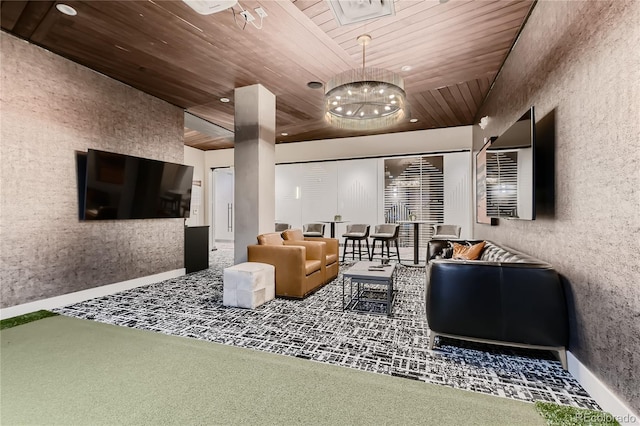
(182, 0, 238, 15)
(326, 0, 395, 26)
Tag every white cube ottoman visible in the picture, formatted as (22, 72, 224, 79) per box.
(223, 262, 275, 309)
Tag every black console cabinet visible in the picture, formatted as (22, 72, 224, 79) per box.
(185, 226, 209, 273)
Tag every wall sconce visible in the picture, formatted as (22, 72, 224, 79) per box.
(479, 116, 489, 130)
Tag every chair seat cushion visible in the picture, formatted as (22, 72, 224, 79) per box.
(326, 253, 338, 265)
(371, 233, 394, 238)
(303, 232, 323, 237)
(305, 260, 322, 275)
(343, 232, 366, 238)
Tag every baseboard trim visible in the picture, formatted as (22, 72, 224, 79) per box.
(567, 351, 638, 424)
(0, 269, 185, 320)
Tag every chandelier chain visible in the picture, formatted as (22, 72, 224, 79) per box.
(362, 40, 366, 81)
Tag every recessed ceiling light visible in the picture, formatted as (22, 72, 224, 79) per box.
(307, 81, 323, 89)
(56, 4, 77, 16)
(410, 118, 418, 123)
(281, 132, 288, 136)
(220, 97, 230, 103)
(401, 65, 412, 72)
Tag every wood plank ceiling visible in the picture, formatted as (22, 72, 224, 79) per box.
(1, 0, 534, 150)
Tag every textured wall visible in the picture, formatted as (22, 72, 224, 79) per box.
(472, 1, 640, 412)
(0, 32, 185, 308)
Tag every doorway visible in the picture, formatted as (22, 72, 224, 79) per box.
(213, 168, 234, 242)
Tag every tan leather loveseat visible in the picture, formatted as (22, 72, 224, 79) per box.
(247, 232, 325, 298)
(282, 229, 339, 283)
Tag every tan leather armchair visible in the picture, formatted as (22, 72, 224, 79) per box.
(282, 229, 339, 283)
(247, 232, 325, 299)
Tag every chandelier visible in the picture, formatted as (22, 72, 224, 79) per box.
(324, 34, 407, 130)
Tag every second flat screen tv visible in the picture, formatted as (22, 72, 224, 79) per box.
(486, 107, 535, 220)
(82, 149, 194, 220)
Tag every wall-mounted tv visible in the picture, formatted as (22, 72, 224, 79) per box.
(486, 107, 535, 220)
(78, 149, 194, 220)
(476, 137, 498, 225)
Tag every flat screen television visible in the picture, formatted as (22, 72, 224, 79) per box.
(475, 137, 498, 225)
(486, 107, 535, 220)
(79, 149, 194, 220)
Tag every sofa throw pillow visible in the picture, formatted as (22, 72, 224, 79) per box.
(452, 242, 468, 259)
(465, 241, 486, 260)
(452, 241, 486, 260)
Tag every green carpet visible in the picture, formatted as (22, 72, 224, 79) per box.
(0, 309, 58, 330)
(1, 316, 545, 425)
(535, 401, 620, 425)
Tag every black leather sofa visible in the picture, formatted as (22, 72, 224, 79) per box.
(425, 239, 569, 369)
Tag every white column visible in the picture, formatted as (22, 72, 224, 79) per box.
(233, 84, 276, 264)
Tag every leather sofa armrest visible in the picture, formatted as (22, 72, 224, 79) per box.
(283, 240, 326, 261)
(247, 244, 307, 279)
(426, 261, 503, 341)
(305, 237, 338, 257)
(427, 239, 451, 262)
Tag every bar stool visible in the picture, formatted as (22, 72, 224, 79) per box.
(432, 224, 461, 239)
(369, 224, 401, 261)
(341, 224, 370, 261)
(275, 223, 291, 232)
(303, 223, 325, 237)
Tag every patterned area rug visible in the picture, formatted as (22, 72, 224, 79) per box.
(55, 244, 598, 410)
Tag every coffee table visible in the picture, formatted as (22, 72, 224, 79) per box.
(342, 261, 397, 316)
